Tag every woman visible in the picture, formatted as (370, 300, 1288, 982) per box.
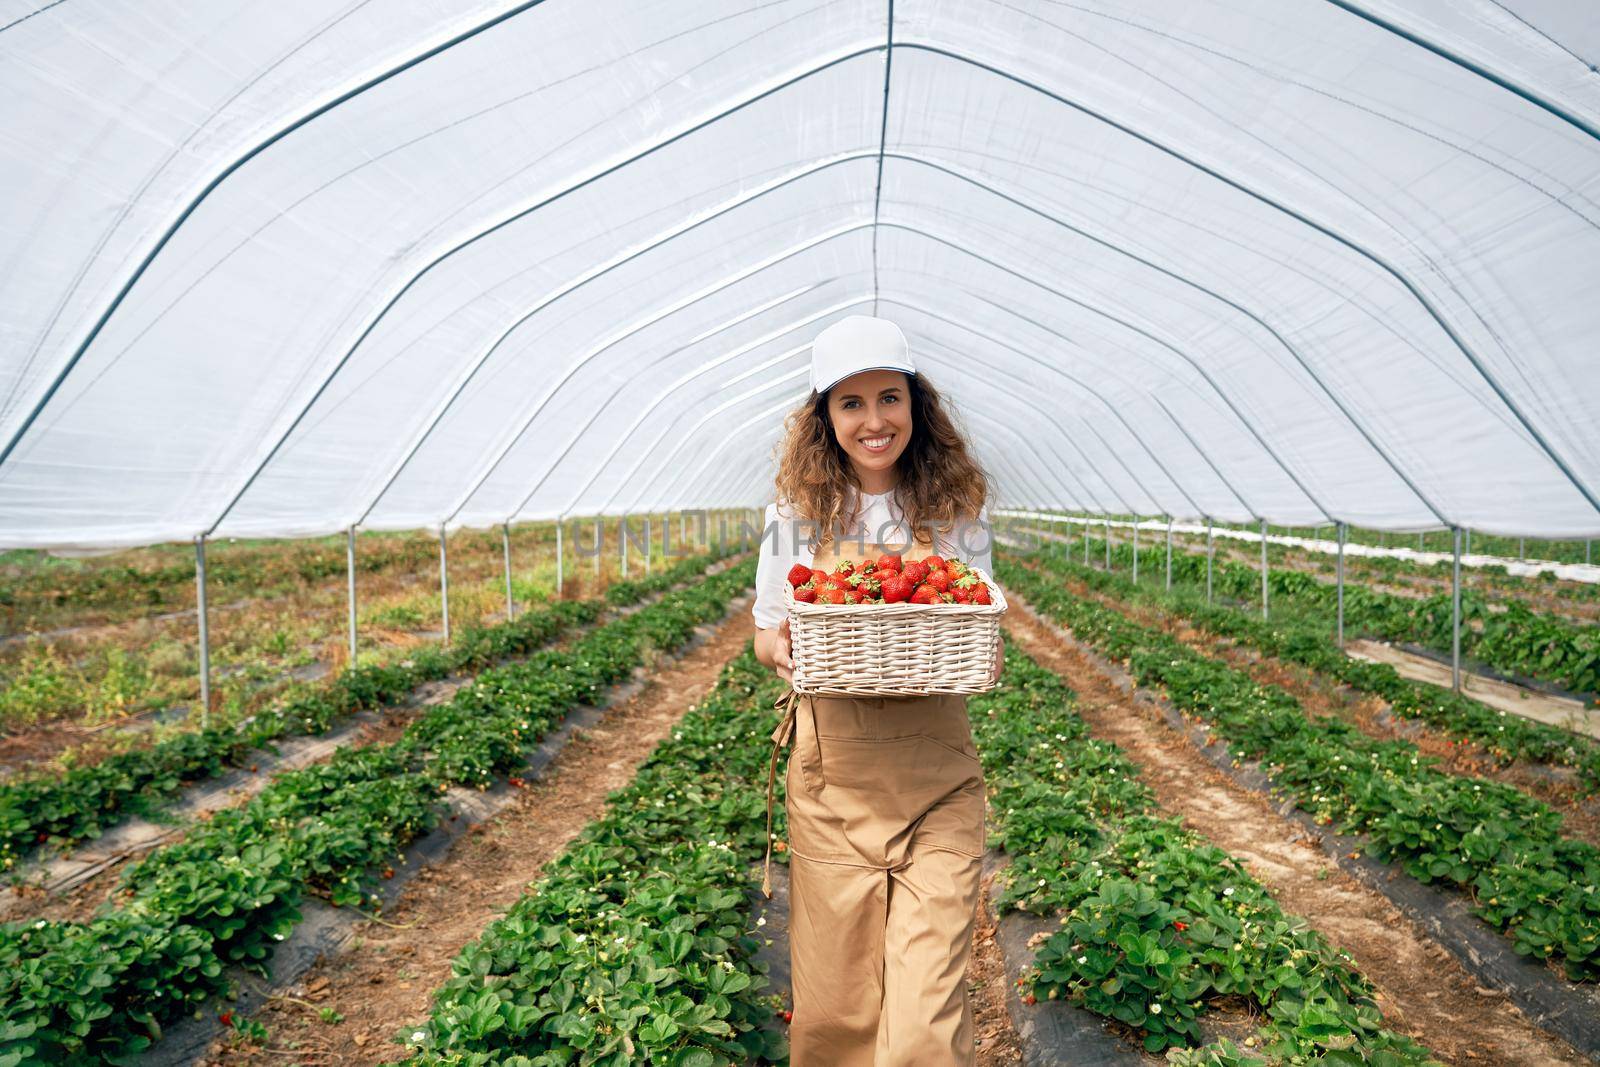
(752, 314, 1001, 1066)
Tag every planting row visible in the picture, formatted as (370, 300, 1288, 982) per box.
(0, 549, 737, 872)
(1029, 545, 1600, 793)
(405, 647, 789, 1066)
(0, 560, 755, 1064)
(978, 636, 1435, 1062)
(1061, 530, 1598, 700)
(997, 558, 1600, 984)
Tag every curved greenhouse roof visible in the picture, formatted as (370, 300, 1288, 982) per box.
(2, 0, 1598, 549)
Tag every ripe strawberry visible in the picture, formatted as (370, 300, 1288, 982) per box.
(835, 560, 856, 577)
(876, 553, 902, 573)
(220, 1011, 234, 1027)
(841, 590, 861, 604)
(950, 586, 972, 604)
(880, 575, 914, 603)
(924, 569, 953, 594)
(910, 585, 942, 605)
(902, 561, 929, 584)
(819, 588, 847, 605)
(786, 564, 813, 588)
(921, 554, 946, 571)
(810, 568, 829, 584)
(970, 582, 991, 605)
(793, 585, 817, 603)
(824, 574, 851, 591)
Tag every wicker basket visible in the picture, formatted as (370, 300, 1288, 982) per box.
(784, 568, 1007, 696)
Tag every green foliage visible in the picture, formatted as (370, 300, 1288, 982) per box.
(407, 649, 787, 1066)
(976, 632, 1435, 1062)
(1005, 555, 1600, 984)
(0, 559, 752, 1063)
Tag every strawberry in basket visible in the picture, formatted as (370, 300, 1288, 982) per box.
(786, 553, 994, 606)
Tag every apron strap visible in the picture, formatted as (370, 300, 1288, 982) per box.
(763, 687, 801, 898)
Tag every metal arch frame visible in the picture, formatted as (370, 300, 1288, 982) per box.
(636, 364, 1090, 523)
(894, 42, 1600, 518)
(430, 251, 849, 528)
(0, 0, 564, 469)
(885, 297, 1209, 518)
(257, 145, 1348, 536)
(338, 153, 887, 530)
(617, 341, 1094, 521)
(956, 289, 1329, 521)
(645, 396, 805, 515)
(188, 44, 889, 534)
(500, 296, 880, 525)
(897, 345, 1137, 513)
(884, 155, 1362, 523)
(1148, 394, 1261, 521)
(615, 379, 810, 517)
(877, 222, 1351, 521)
(639, 348, 1113, 522)
(905, 329, 1162, 514)
(942, 290, 1274, 522)
(1321, 0, 1600, 145)
(506, 271, 1131, 519)
(14, 29, 1595, 532)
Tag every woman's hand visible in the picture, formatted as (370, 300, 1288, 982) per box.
(755, 618, 794, 684)
(773, 618, 794, 683)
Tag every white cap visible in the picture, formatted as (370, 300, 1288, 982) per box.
(809, 314, 916, 394)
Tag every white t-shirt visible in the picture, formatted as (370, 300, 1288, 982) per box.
(752, 486, 994, 630)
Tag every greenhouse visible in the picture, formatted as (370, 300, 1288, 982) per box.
(1, 1, 1598, 1064)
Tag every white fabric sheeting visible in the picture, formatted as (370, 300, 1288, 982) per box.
(1, 0, 1598, 548)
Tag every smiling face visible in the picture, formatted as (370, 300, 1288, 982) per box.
(825, 368, 913, 493)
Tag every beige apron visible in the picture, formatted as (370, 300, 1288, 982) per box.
(764, 523, 985, 1067)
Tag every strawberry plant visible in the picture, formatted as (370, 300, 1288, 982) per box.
(0, 548, 738, 870)
(1029, 547, 1600, 792)
(974, 633, 1435, 1061)
(406, 648, 789, 1065)
(1002, 558, 1600, 984)
(0, 561, 754, 1064)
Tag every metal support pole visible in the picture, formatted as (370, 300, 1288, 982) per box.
(1336, 521, 1346, 649)
(1260, 518, 1269, 619)
(503, 522, 515, 622)
(195, 535, 210, 728)
(1452, 526, 1462, 692)
(1104, 519, 1111, 569)
(1165, 516, 1173, 591)
(439, 524, 451, 646)
(1083, 519, 1089, 565)
(1587, 539, 1592, 566)
(1205, 519, 1214, 603)
(621, 513, 629, 576)
(347, 526, 358, 662)
(1132, 518, 1140, 584)
(679, 511, 686, 552)
(719, 512, 727, 552)
(594, 517, 601, 580)
(556, 517, 565, 596)
(1518, 537, 1524, 561)
(645, 515, 653, 575)
(1465, 528, 1471, 556)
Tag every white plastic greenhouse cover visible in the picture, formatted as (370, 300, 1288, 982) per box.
(2, 0, 1598, 550)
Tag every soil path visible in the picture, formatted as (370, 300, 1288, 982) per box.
(1018, 559, 1600, 849)
(1000, 589, 1589, 1067)
(214, 609, 758, 1065)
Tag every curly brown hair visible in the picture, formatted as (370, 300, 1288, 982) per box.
(771, 371, 989, 548)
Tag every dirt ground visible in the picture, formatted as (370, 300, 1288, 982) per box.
(1000, 589, 1588, 1066)
(211, 609, 760, 1064)
(1021, 559, 1600, 850)
(972, 872, 1024, 1066)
